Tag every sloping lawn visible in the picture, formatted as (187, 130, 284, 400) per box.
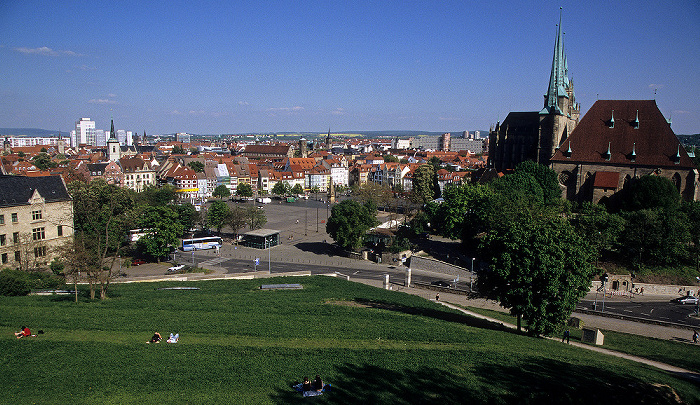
(1, 277, 698, 404)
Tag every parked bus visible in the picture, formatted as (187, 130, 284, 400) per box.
(181, 236, 222, 251)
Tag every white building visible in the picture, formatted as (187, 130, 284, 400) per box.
(117, 130, 127, 146)
(74, 118, 95, 146)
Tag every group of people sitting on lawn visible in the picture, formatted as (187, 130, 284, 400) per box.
(293, 375, 330, 396)
(146, 332, 179, 344)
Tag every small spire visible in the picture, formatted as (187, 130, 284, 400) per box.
(604, 142, 611, 161)
(632, 110, 639, 129)
(630, 143, 636, 161)
(565, 140, 572, 158)
(675, 145, 681, 162)
(609, 110, 615, 128)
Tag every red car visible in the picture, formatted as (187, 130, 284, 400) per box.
(132, 259, 146, 266)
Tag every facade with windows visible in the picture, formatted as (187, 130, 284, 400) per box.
(0, 175, 73, 270)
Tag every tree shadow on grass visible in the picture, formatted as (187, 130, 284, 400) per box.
(270, 359, 690, 405)
(353, 298, 516, 333)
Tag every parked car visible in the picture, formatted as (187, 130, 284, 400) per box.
(132, 259, 146, 266)
(167, 264, 186, 273)
(669, 296, 699, 305)
(430, 280, 451, 288)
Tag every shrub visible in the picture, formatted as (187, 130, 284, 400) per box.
(0, 269, 31, 296)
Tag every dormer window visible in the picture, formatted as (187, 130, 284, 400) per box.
(604, 142, 612, 161)
(632, 110, 639, 129)
(608, 111, 615, 128)
(630, 143, 636, 162)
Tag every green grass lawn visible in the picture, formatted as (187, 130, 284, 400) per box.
(463, 305, 700, 375)
(1, 276, 698, 404)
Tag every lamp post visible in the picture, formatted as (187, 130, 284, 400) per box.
(470, 257, 475, 293)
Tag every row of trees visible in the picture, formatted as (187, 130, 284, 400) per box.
(61, 180, 269, 301)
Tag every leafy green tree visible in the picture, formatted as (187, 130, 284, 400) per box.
(172, 145, 185, 154)
(212, 184, 231, 199)
(489, 170, 544, 207)
(272, 181, 291, 196)
(187, 161, 204, 173)
(207, 201, 230, 234)
(383, 154, 399, 163)
(411, 164, 437, 204)
(68, 179, 134, 299)
(433, 183, 496, 240)
(326, 199, 378, 251)
(291, 183, 304, 195)
(681, 201, 700, 271)
(246, 205, 267, 230)
(310, 186, 320, 200)
(138, 185, 176, 206)
(137, 206, 184, 263)
(570, 203, 624, 266)
(514, 161, 561, 205)
(175, 203, 200, 235)
(237, 183, 253, 197)
(351, 182, 392, 208)
(32, 152, 57, 171)
(477, 210, 594, 336)
(189, 147, 199, 155)
(227, 206, 248, 235)
(625, 175, 680, 211)
(620, 208, 690, 266)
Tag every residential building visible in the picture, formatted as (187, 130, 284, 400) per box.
(120, 157, 156, 192)
(74, 117, 95, 146)
(0, 175, 73, 270)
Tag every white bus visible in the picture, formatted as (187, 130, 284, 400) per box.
(181, 236, 222, 252)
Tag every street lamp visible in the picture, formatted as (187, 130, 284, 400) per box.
(470, 257, 475, 293)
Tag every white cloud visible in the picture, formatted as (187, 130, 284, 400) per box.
(88, 98, 117, 105)
(169, 110, 182, 115)
(238, 101, 250, 106)
(14, 46, 82, 56)
(648, 83, 665, 89)
(108, 93, 117, 98)
(267, 106, 304, 112)
(330, 108, 345, 116)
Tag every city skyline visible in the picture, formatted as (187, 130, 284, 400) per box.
(1, 1, 698, 135)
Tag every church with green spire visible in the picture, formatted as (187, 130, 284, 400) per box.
(488, 9, 580, 172)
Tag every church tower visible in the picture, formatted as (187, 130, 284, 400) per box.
(107, 116, 121, 162)
(538, 8, 580, 164)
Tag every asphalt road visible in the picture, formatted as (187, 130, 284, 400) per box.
(578, 293, 700, 328)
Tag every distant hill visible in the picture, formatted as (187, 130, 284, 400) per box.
(677, 134, 700, 146)
(0, 128, 63, 137)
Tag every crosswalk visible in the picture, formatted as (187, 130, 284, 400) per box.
(198, 257, 229, 267)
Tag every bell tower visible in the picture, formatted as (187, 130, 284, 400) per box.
(107, 116, 121, 162)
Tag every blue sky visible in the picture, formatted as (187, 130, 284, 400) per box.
(1, 1, 698, 135)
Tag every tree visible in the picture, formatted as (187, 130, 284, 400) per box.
(187, 161, 204, 173)
(212, 185, 231, 199)
(383, 154, 399, 163)
(138, 185, 176, 206)
(411, 164, 437, 204)
(207, 201, 230, 234)
(246, 206, 267, 230)
(172, 145, 185, 154)
(272, 181, 291, 197)
(137, 206, 184, 262)
(432, 183, 496, 240)
(68, 179, 134, 299)
(32, 153, 57, 171)
(570, 203, 624, 266)
(477, 211, 594, 336)
(237, 183, 253, 197)
(227, 206, 248, 235)
(619, 208, 690, 267)
(326, 199, 378, 251)
(291, 183, 304, 195)
(351, 182, 392, 208)
(514, 161, 561, 205)
(625, 175, 680, 211)
(175, 203, 200, 235)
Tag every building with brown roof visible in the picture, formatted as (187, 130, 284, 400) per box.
(241, 144, 293, 159)
(550, 99, 698, 204)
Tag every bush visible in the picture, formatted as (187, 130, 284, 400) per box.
(0, 269, 31, 296)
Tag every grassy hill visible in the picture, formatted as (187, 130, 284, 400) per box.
(1, 276, 698, 404)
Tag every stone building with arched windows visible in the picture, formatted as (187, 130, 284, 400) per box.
(549, 99, 699, 205)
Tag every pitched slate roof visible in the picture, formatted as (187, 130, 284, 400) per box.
(551, 100, 694, 168)
(0, 175, 70, 207)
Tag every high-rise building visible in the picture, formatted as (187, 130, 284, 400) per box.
(126, 131, 133, 146)
(75, 118, 95, 146)
(117, 130, 127, 145)
(176, 133, 191, 143)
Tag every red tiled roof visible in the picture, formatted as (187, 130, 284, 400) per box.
(593, 171, 620, 189)
(551, 100, 695, 168)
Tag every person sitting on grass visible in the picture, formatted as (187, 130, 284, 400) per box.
(302, 377, 311, 392)
(312, 375, 324, 392)
(167, 333, 179, 343)
(146, 332, 162, 343)
(14, 326, 32, 339)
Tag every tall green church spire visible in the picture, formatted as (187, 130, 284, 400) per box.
(541, 7, 567, 115)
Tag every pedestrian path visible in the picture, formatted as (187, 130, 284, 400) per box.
(436, 301, 700, 384)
